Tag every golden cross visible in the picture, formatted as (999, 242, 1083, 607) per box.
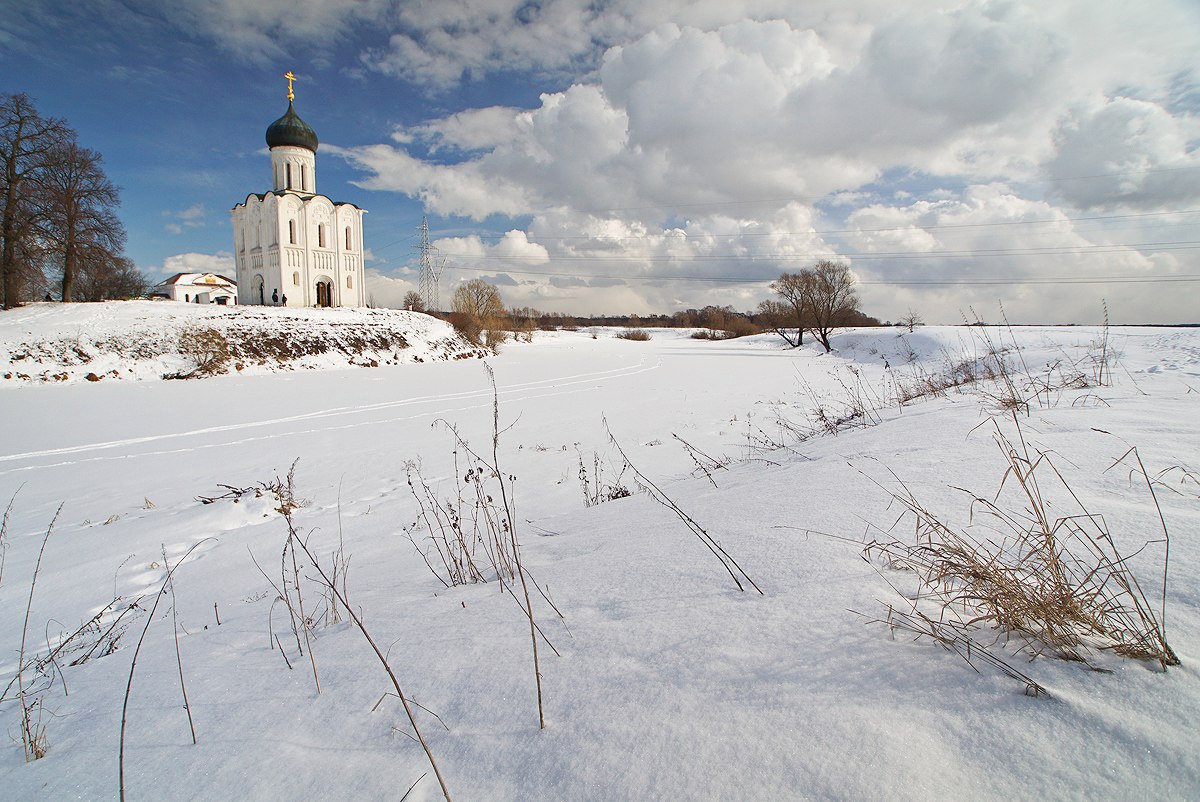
(284, 71, 296, 102)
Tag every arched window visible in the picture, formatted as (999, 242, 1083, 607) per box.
(286, 163, 293, 189)
(293, 271, 299, 286)
(301, 164, 307, 191)
(318, 224, 325, 248)
(345, 226, 352, 250)
(289, 220, 296, 244)
(346, 275, 353, 289)
(185, 293, 189, 302)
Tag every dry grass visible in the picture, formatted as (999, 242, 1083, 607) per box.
(577, 449, 633, 507)
(616, 328, 651, 341)
(404, 454, 517, 587)
(864, 413, 1178, 683)
(406, 365, 554, 730)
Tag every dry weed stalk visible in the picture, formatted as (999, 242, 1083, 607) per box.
(270, 477, 454, 802)
(856, 604, 1050, 698)
(865, 413, 1178, 674)
(0, 595, 139, 712)
(120, 539, 212, 801)
(605, 419, 762, 595)
(17, 505, 60, 762)
(578, 449, 633, 505)
(244, 461, 322, 694)
(404, 367, 562, 729)
(0, 487, 17, 589)
(427, 364, 547, 729)
(404, 453, 514, 587)
(672, 434, 729, 488)
(162, 545, 197, 745)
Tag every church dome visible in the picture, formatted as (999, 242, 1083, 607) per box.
(265, 102, 318, 152)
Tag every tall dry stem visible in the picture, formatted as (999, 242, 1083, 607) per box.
(18, 505, 60, 761)
(120, 538, 212, 801)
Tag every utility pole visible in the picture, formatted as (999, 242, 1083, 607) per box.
(415, 216, 443, 312)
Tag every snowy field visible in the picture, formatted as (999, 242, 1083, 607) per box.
(1, 303, 1198, 800)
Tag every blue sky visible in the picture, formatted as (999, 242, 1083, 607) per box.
(3, 1, 1199, 323)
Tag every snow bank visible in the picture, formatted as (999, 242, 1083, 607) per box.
(0, 301, 486, 385)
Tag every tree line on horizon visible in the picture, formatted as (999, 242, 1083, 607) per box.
(409, 261, 885, 353)
(1, 92, 144, 309)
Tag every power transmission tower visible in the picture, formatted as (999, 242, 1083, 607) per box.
(415, 216, 444, 312)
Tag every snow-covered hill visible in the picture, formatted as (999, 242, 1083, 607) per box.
(0, 301, 485, 385)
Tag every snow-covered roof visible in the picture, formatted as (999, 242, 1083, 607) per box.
(154, 272, 237, 289)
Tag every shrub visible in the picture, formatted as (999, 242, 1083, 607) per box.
(172, 327, 230, 378)
(484, 327, 509, 350)
(616, 329, 651, 341)
(448, 312, 483, 346)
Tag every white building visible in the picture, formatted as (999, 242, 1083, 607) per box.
(230, 85, 367, 308)
(150, 272, 238, 304)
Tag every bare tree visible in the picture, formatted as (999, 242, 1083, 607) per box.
(1, 93, 69, 308)
(39, 140, 125, 302)
(899, 309, 923, 333)
(807, 260, 860, 352)
(756, 298, 801, 347)
(402, 290, 425, 312)
(76, 253, 146, 301)
(768, 272, 812, 346)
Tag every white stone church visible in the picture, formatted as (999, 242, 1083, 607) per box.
(231, 80, 366, 307)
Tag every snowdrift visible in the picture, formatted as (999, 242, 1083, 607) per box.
(0, 301, 486, 385)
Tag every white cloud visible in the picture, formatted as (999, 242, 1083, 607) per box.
(843, 185, 1194, 324)
(328, 3, 1199, 322)
(1047, 97, 1200, 209)
(131, 0, 393, 62)
(155, 251, 235, 277)
(163, 203, 208, 235)
(364, 269, 418, 308)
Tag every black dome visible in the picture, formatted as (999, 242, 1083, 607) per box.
(265, 102, 318, 152)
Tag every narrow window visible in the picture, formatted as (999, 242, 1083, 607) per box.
(346, 275, 353, 289)
(301, 164, 307, 191)
(185, 293, 189, 302)
(289, 220, 296, 244)
(318, 225, 325, 248)
(293, 271, 299, 286)
(286, 163, 293, 189)
(345, 226, 352, 250)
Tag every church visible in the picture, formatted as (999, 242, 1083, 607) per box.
(231, 73, 367, 308)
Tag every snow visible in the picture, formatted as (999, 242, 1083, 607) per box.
(1, 302, 1198, 800)
(0, 301, 485, 385)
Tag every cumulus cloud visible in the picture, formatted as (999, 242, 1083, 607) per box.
(331, 2, 1199, 322)
(364, 269, 418, 308)
(155, 251, 235, 278)
(842, 185, 1194, 324)
(1047, 97, 1200, 210)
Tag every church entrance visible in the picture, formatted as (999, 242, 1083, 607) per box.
(255, 275, 265, 305)
(315, 279, 333, 308)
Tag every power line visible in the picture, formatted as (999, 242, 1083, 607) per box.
(430, 239, 1200, 264)
(442, 260, 1200, 287)
(422, 208, 1200, 245)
